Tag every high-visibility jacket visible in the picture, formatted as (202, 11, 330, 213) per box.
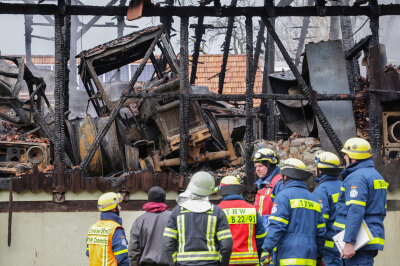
(87, 211, 129, 266)
(334, 159, 387, 251)
(218, 194, 266, 265)
(262, 180, 326, 266)
(313, 175, 342, 258)
(163, 204, 233, 266)
(254, 167, 282, 217)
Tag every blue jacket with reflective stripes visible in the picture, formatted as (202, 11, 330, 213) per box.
(86, 211, 129, 266)
(262, 180, 326, 265)
(313, 175, 342, 255)
(255, 166, 281, 190)
(334, 159, 387, 251)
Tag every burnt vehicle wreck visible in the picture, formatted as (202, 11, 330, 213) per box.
(0, 26, 255, 179)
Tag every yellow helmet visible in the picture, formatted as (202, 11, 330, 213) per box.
(220, 175, 241, 185)
(315, 151, 341, 169)
(218, 175, 245, 196)
(341, 137, 372, 160)
(281, 158, 313, 180)
(97, 192, 123, 212)
(253, 148, 278, 164)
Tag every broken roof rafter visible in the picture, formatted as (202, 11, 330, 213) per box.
(2, 3, 400, 17)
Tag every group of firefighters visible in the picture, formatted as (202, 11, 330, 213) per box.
(86, 137, 388, 266)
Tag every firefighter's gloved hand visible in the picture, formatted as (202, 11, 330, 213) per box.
(260, 251, 271, 265)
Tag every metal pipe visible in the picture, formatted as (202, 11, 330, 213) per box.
(158, 151, 229, 167)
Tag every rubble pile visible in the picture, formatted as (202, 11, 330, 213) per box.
(353, 77, 369, 138)
(255, 136, 321, 172)
(0, 121, 50, 144)
(214, 136, 322, 178)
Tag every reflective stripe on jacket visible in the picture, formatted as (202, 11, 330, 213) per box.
(334, 159, 387, 251)
(313, 175, 342, 257)
(254, 173, 282, 217)
(163, 204, 233, 265)
(86, 211, 129, 266)
(218, 194, 266, 265)
(262, 180, 326, 266)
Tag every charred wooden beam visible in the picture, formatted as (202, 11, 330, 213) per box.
(179, 17, 190, 177)
(189, 16, 205, 85)
(294, 0, 314, 67)
(262, 17, 344, 155)
(124, 91, 364, 101)
(218, 0, 237, 94)
(252, 19, 265, 81)
(54, 0, 67, 192)
(245, 16, 255, 190)
(368, 0, 382, 157)
(346, 35, 371, 60)
(3, 3, 400, 16)
(2, 199, 400, 212)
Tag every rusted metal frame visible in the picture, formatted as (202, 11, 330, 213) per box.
(179, 17, 190, 177)
(4, 3, 400, 16)
(294, 0, 314, 67)
(218, 0, 237, 94)
(79, 24, 166, 174)
(54, 0, 67, 192)
(245, 16, 255, 189)
(262, 17, 344, 155)
(368, 0, 382, 157)
(189, 16, 205, 85)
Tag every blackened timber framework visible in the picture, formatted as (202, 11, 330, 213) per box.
(0, 1, 396, 194)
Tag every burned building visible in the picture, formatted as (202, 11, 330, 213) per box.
(1, 1, 400, 265)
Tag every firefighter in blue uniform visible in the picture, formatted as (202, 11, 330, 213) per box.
(335, 137, 387, 265)
(313, 151, 344, 266)
(261, 158, 327, 266)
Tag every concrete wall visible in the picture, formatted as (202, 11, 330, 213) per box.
(0, 189, 399, 265)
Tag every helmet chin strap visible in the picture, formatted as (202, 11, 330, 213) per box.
(263, 164, 276, 178)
